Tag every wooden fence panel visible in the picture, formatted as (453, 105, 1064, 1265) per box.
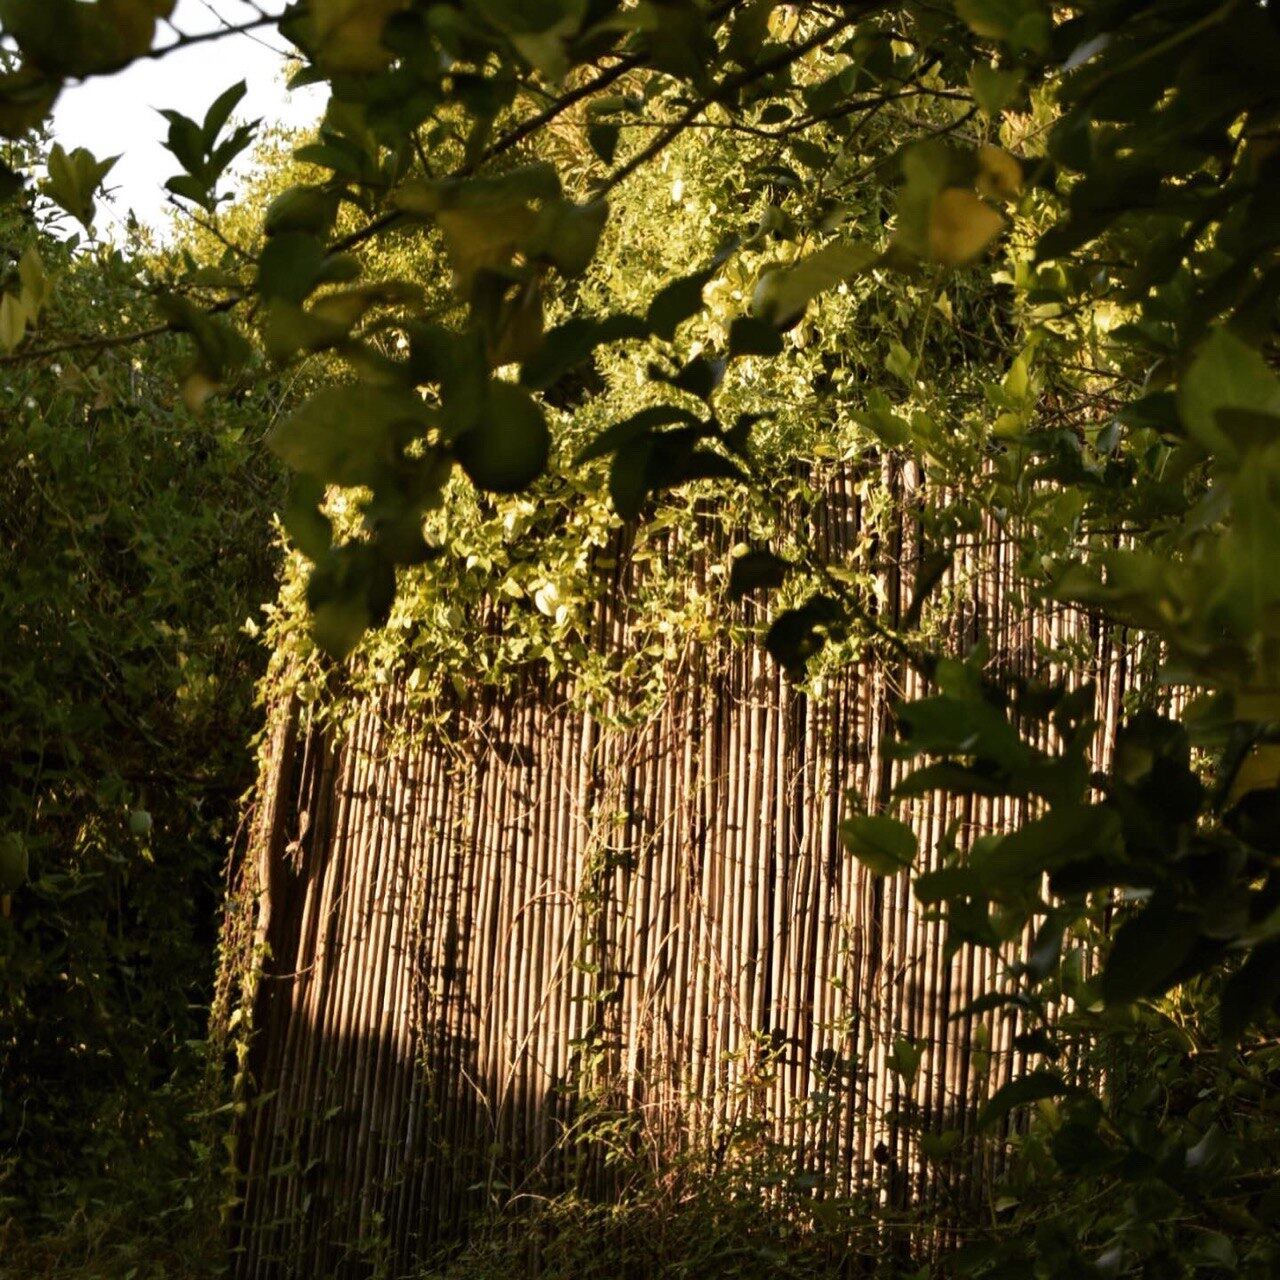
(225, 472, 1137, 1278)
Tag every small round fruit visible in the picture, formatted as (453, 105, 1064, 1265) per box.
(454, 382, 550, 494)
(129, 809, 153, 838)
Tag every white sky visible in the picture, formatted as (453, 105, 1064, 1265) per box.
(49, 0, 327, 239)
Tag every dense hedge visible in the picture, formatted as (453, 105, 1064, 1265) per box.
(0, 205, 283, 1267)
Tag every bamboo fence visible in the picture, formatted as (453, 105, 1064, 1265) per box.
(222, 463, 1141, 1278)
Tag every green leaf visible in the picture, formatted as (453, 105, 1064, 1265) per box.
(928, 188, 1004, 266)
(306, 543, 396, 658)
(0, 292, 28, 353)
(17, 245, 46, 317)
(913, 865, 987, 903)
(969, 62, 1022, 116)
(725, 0, 776, 65)
(520, 313, 648, 391)
(164, 174, 210, 206)
(256, 233, 330, 304)
(0, 831, 28, 893)
(897, 691, 1034, 775)
(201, 80, 247, 149)
(955, 0, 1049, 54)
(576, 404, 705, 464)
(394, 163, 562, 291)
(268, 384, 429, 487)
(728, 315, 784, 358)
(840, 813, 918, 876)
(765, 595, 843, 676)
(976, 804, 1122, 888)
(41, 143, 117, 229)
(282, 474, 333, 563)
(728, 548, 790, 598)
(854, 389, 913, 448)
(609, 435, 654, 520)
(587, 121, 619, 165)
(919, 1129, 961, 1160)
(1179, 326, 1280, 457)
(895, 762, 1012, 800)
(654, 353, 725, 401)
(647, 239, 737, 340)
(749, 241, 875, 329)
(527, 198, 608, 278)
(885, 339, 918, 385)
(265, 184, 341, 238)
(1190, 1232, 1237, 1272)
(888, 1037, 924, 1086)
(1219, 939, 1280, 1043)
(1100, 899, 1201, 1005)
(976, 1069, 1066, 1130)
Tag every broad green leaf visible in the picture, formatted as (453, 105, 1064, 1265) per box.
(888, 1037, 924, 1086)
(265, 184, 341, 238)
(41, 143, 117, 229)
(725, 0, 777, 65)
(1220, 939, 1280, 1042)
(395, 164, 561, 292)
(269, 384, 429, 487)
(282, 475, 333, 563)
(0, 831, 29, 893)
(520, 313, 647, 391)
(1179, 326, 1280, 457)
(0, 64, 60, 140)
(1099, 899, 1201, 1005)
(955, 0, 1049, 53)
(586, 121, 619, 165)
(897, 693, 1033, 774)
(840, 813, 918, 876)
(765, 596, 843, 676)
(913, 865, 987, 903)
(969, 62, 1022, 116)
(647, 239, 737, 340)
(0, 292, 27, 353)
(976, 1069, 1066, 1130)
(854, 389, 912, 448)
(201, 80, 247, 149)
(309, 0, 407, 72)
(527, 197, 608, 278)
(928, 188, 1004, 266)
(749, 241, 874, 329)
(728, 549, 789, 598)
(576, 404, 705, 464)
(17, 245, 46, 317)
(609, 435, 654, 519)
(919, 1129, 961, 1160)
(256, 234, 357, 304)
(975, 804, 1121, 888)
(975, 146, 1022, 202)
(727, 315, 784, 358)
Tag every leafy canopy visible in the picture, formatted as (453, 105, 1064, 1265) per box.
(3, 2, 1280, 1274)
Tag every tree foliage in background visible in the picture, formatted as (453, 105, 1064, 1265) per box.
(2, 1, 1280, 1276)
(0, 174, 286, 1271)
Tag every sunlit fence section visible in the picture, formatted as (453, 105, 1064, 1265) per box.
(222, 467, 1141, 1279)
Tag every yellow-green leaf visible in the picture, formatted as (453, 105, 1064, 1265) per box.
(927, 188, 1004, 266)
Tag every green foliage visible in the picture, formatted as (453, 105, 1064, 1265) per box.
(0, 1, 1278, 1277)
(426, 1190, 891, 1280)
(0, 202, 282, 1263)
(949, 988, 1280, 1279)
(162, 80, 258, 212)
(423, 1044, 914, 1280)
